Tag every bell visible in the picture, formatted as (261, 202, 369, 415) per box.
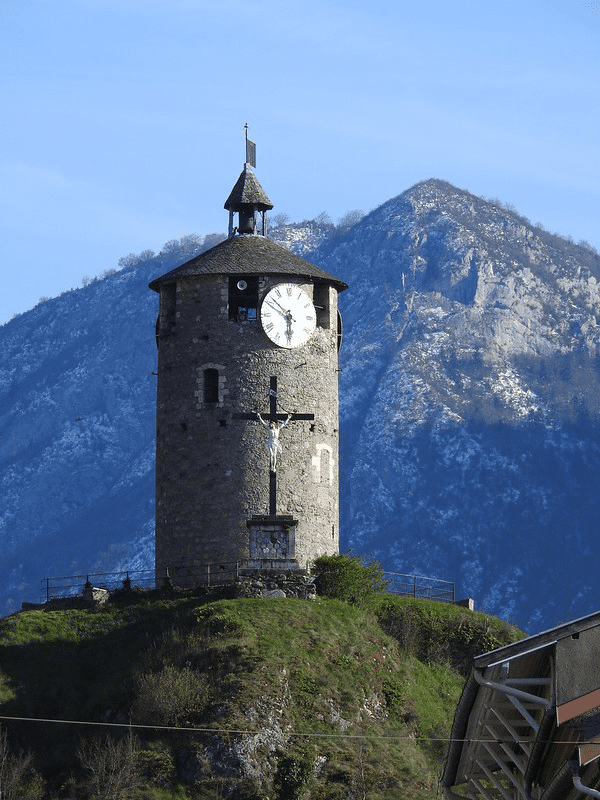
(238, 209, 255, 234)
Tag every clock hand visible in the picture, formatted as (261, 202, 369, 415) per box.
(267, 297, 288, 315)
(267, 299, 297, 324)
(266, 301, 290, 320)
(285, 312, 294, 341)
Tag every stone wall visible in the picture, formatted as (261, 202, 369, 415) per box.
(154, 272, 341, 584)
(234, 570, 317, 600)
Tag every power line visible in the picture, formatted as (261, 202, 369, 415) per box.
(0, 714, 593, 746)
(0, 713, 443, 738)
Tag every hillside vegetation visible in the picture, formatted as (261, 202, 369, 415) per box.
(0, 582, 523, 800)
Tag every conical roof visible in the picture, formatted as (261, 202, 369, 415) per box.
(149, 234, 347, 292)
(224, 164, 273, 211)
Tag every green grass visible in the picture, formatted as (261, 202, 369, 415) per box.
(365, 594, 525, 675)
(0, 591, 524, 799)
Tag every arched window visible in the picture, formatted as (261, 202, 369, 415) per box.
(204, 368, 219, 404)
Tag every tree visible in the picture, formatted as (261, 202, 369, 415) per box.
(336, 209, 364, 233)
(270, 212, 290, 228)
(202, 232, 226, 249)
(0, 725, 44, 800)
(314, 211, 333, 229)
(78, 732, 139, 800)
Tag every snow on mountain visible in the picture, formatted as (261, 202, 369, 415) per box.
(268, 217, 334, 255)
(313, 179, 600, 631)
(2, 182, 599, 631)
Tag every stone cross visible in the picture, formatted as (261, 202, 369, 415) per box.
(233, 376, 314, 515)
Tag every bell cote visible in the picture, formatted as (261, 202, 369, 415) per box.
(224, 162, 274, 238)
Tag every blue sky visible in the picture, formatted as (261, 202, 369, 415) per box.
(1, 0, 599, 324)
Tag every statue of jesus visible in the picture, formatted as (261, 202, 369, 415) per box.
(256, 412, 292, 472)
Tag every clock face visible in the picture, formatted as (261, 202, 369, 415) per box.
(260, 283, 316, 348)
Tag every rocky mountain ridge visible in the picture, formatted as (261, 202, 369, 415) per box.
(2, 179, 599, 630)
(324, 180, 600, 630)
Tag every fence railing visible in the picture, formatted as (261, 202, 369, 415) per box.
(383, 572, 455, 603)
(40, 566, 455, 604)
(39, 563, 252, 603)
(40, 570, 155, 603)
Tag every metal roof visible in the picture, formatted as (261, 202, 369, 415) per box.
(148, 233, 348, 292)
(441, 609, 600, 799)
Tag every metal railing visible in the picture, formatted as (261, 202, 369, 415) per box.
(40, 569, 155, 603)
(383, 572, 455, 603)
(40, 563, 250, 603)
(41, 566, 455, 604)
(159, 562, 244, 587)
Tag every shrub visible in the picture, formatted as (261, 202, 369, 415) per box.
(131, 664, 209, 727)
(274, 754, 312, 800)
(312, 552, 388, 603)
(374, 598, 524, 675)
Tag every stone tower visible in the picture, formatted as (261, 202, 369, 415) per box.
(149, 152, 347, 584)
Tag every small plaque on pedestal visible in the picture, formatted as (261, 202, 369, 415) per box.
(246, 515, 298, 570)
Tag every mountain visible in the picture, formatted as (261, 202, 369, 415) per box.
(0, 237, 218, 613)
(319, 179, 600, 631)
(2, 180, 600, 631)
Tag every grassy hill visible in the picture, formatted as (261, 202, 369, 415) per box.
(0, 586, 524, 800)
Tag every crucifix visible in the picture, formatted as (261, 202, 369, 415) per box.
(234, 376, 314, 516)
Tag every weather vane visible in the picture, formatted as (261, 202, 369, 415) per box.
(244, 123, 256, 168)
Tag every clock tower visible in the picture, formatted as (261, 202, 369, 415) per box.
(150, 146, 347, 585)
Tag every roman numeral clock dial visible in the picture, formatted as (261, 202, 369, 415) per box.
(260, 283, 316, 348)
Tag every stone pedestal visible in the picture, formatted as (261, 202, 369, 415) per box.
(246, 515, 298, 570)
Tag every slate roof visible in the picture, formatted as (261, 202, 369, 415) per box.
(148, 234, 348, 292)
(224, 164, 273, 211)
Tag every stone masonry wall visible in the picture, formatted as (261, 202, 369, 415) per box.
(155, 272, 341, 583)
